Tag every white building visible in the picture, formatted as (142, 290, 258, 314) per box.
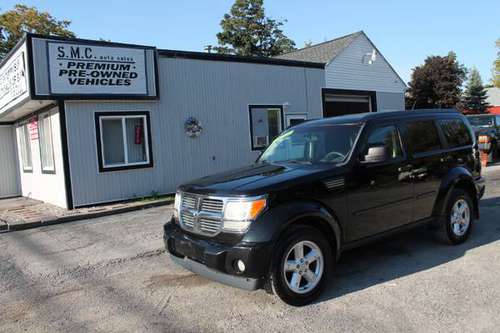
(0, 31, 406, 208)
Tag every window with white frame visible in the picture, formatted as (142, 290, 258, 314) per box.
(285, 114, 307, 128)
(38, 112, 55, 173)
(95, 112, 153, 171)
(17, 123, 32, 172)
(249, 105, 283, 150)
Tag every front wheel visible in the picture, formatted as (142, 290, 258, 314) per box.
(268, 225, 333, 306)
(438, 189, 474, 245)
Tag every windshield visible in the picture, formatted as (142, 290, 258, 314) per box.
(258, 123, 363, 164)
(468, 116, 495, 127)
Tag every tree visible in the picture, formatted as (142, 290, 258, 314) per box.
(462, 67, 489, 113)
(493, 38, 500, 88)
(0, 4, 75, 59)
(212, 0, 295, 57)
(406, 52, 467, 109)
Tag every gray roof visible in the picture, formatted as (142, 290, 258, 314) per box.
(275, 31, 363, 64)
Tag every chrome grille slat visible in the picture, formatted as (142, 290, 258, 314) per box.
(179, 193, 224, 236)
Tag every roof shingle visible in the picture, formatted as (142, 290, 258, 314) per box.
(275, 31, 363, 64)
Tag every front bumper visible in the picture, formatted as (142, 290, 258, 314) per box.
(163, 221, 271, 291)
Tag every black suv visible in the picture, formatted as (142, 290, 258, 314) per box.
(467, 114, 500, 161)
(164, 110, 485, 306)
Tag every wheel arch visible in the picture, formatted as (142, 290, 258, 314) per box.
(433, 168, 479, 219)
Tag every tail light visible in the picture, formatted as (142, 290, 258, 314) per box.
(478, 135, 491, 143)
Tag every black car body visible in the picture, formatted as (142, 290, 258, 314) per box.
(467, 114, 500, 160)
(164, 109, 485, 306)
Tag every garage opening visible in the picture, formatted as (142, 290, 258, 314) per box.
(322, 89, 377, 118)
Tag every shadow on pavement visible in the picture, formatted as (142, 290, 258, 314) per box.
(315, 195, 500, 304)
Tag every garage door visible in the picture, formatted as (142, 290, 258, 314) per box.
(0, 125, 20, 198)
(323, 94, 372, 118)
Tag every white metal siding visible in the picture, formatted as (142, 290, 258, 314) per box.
(376, 92, 405, 112)
(0, 125, 20, 198)
(15, 108, 68, 208)
(325, 34, 406, 93)
(65, 58, 324, 206)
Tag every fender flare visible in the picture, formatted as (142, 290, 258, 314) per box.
(432, 167, 478, 218)
(242, 200, 343, 255)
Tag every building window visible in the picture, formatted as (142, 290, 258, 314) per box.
(38, 112, 55, 173)
(285, 114, 307, 128)
(17, 123, 32, 172)
(249, 105, 283, 150)
(95, 112, 153, 172)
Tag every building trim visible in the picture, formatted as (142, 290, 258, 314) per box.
(158, 49, 326, 69)
(322, 88, 378, 117)
(58, 100, 74, 209)
(94, 111, 154, 173)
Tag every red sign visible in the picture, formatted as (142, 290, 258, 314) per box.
(135, 124, 143, 145)
(29, 117, 38, 140)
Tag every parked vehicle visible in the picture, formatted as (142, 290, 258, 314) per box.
(164, 109, 485, 306)
(466, 114, 500, 162)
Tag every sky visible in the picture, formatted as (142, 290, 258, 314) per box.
(2, 0, 499, 84)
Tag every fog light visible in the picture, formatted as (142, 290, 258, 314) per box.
(236, 260, 246, 272)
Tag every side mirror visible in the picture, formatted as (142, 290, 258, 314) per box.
(362, 146, 388, 164)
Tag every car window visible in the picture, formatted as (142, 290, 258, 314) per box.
(364, 125, 402, 160)
(405, 120, 442, 155)
(438, 119, 472, 148)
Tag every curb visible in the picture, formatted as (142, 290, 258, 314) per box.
(5, 200, 173, 232)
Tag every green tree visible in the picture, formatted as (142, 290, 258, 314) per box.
(0, 4, 75, 59)
(406, 52, 467, 109)
(213, 0, 295, 57)
(463, 67, 489, 113)
(493, 38, 500, 88)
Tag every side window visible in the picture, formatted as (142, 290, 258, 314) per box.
(17, 123, 32, 172)
(365, 125, 402, 160)
(405, 120, 442, 155)
(95, 112, 153, 172)
(438, 119, 472, 148)
(249, 106, 283, 150)
(496, 116, 500, 127)
(38, 112, 55, 173)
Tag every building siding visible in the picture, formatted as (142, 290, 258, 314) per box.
(0, 125, 20, 198)
(376, 91, 405, 112)
(15, 108, 68, 207)
(65, 57, 324, 206)
(325, 34, 406, 94)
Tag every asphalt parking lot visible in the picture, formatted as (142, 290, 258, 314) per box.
(1, 167, 500, 333)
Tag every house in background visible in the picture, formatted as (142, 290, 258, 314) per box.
(277, 31, 407, 117)
(486, 87, 500, 114)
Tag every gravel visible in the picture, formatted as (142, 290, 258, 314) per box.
(1, 169, 500, 332)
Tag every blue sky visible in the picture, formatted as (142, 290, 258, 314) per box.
(2, 0, 499, 83)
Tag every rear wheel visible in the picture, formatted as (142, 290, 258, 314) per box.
(268, 225, 333, 306)
(438, 189, 474, 245)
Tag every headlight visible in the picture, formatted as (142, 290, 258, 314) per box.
(223, 197, 266, 233)
(173, 192, 181, 219)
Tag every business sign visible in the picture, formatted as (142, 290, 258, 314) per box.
(0, 48, 28, 110)
(47, 42, 149, 95)
(28, 117, 38, 141)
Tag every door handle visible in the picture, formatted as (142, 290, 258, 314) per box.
(398, 164, 413, 173)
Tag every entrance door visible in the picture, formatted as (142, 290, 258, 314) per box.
(322, 89, 377, 118)
(0, 125, 20, 198)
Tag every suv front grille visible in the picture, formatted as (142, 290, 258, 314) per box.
(179, 193, 224, 236)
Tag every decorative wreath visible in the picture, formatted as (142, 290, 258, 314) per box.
(184, 117, 203, 137)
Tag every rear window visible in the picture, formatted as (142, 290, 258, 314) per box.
(405, 120, 442, 154)
(438, 119, 472, 148)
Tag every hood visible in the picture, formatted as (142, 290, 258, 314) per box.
(178, 162, 337, 196)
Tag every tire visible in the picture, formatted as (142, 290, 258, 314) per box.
(437, 189, 474, 245)
(268, 225, 334, 306)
